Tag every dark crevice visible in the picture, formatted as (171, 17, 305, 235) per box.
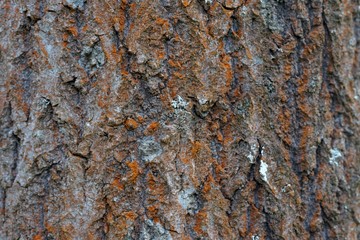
(123, 2, 131, 42)
(320, 205, 330, 240)
(112, 26, 121, 51)
(100, 198, 110, 240)
(11, 133, 21, 186)
(263, 207, 276, 240)
(304, 140, 324, 236)
(246, 205, 251, 233)
(0, 187, 6, 222)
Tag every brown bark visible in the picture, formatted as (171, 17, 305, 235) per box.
(0, 0, 359, 239)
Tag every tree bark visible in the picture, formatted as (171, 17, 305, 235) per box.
(0, 0, 359, 239)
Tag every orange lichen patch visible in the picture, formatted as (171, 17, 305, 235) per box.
(282, 40, 297, 53)
(97, 95, 108, 108)
(111, 178, 124, 190)
(45, 223, 56, 234)
(168, 59, 181, 68)
(67, 26, 78, 37)
(216, 131, 224, 142)
(181, 157, 191, 164)
(137, 115, 145, 123)
(86, 232, 97, 240)
(271, 32, 283, 46)
(302, 43, 318, 59)
(173, 71, 185, 79)
(124, 118, 139, 130)
(308, 27, 323, 43)
(298, 68, 310, 95)
(214, 163, 225, 176)
(61, 33, 69, 48)
(82, 24, 89, 32)
(157, 51, 165, 59)
(221, 134, 232, 146)
(147, 174, 158, 191)
(191, 141, 202, 158)
(37, 39, 49, 58)
(146, 205, 160, 222)
(237, 212, 248, 237)
(181, 0, 192, 7)
(126, 161, 140, 182)
(221, 54, 233, 88)
(33, 234, 42, 240)
(309, 210, 321, 232)
(244, 47, 252, 60)
(155, 18, 170, 29)
(145, 121, 160, 134)
(123, 211, 138, 221)
(94, 17, 104, 25)
(277, 108, 292, 146)
(167, 77, 179, 98)
(315, 190, 323, 201)
(298, 103, 311, 120)
(209, 121, 219, 132)
(159, 93, 170, 109)
(194, 210, 207, 235)
(13, 84, 30, 118)
(284, 61, 293, 80)
(203, 175, 215, 193)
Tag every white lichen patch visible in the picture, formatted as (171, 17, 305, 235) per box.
(259, 160, 269, 183)
(252, 235, 260, 240)
(247, 142, 259, 164)
(205, 0, 213, 3)
(198, 96, 208, 105)
(247, 151, 255, 163)
(329, 148, 342, 166)
(171, 96, 188, 111)
(281, 184, 291, 193)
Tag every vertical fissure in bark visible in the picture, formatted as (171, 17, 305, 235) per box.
(10, 132, 20, 187)
(0, 187, 5, 224)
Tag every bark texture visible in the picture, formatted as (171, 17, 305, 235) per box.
(0, 0, 359, 239)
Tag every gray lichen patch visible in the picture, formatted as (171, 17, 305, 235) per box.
(178, 188, 201, 215)
(139, 137, 163, 162)
(260, 0, 285, 32)
(79, 41, 106, 75)
(64, 0, 86, 10)
(141, 219, 173, 240)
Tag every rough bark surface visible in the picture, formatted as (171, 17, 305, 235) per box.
(0, 0, 359, 239)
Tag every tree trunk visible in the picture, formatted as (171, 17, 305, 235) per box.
(1, 0, 359, 239)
